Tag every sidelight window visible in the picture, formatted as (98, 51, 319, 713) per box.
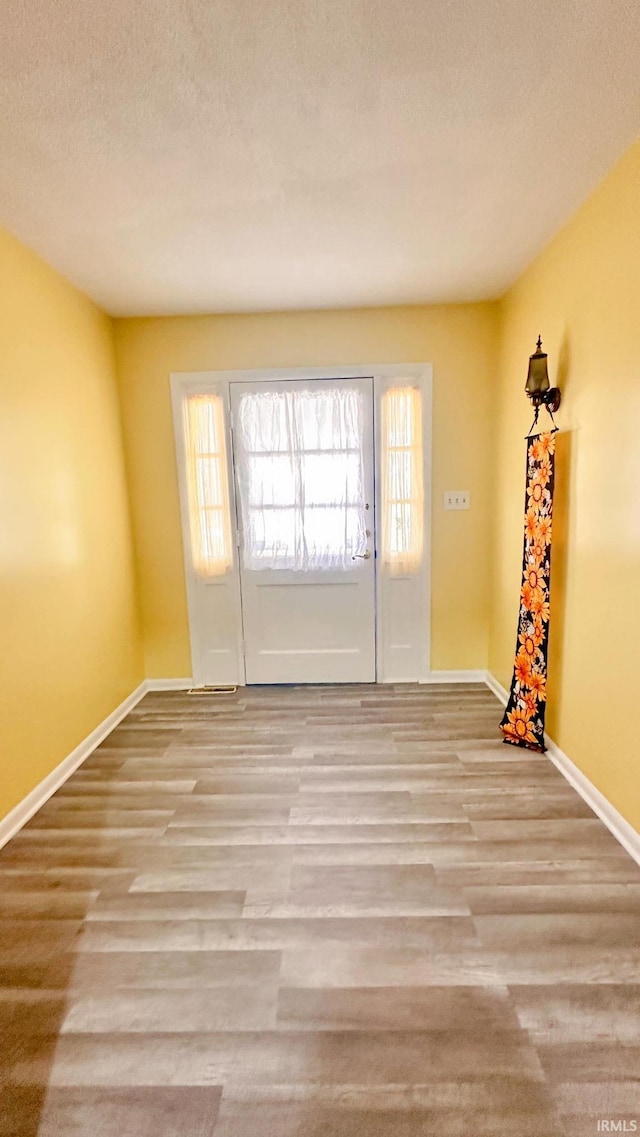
(381, 386, 424, 574)
(183, 393, 234, 577)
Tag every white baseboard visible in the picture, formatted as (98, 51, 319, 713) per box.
(484, 671, 508, 705)
(423, 669, 489, 684)
(484, 671, 640, 869)
(146, 678, 194, 691)
(0, 681, 148, 852)
(543, 735, 640, 867)
(0, 677, 198, 850)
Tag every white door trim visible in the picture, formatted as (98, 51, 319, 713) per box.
(171, 363, 433, 685)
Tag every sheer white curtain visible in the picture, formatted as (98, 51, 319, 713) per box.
(234, 386, 367, 571)
(183, 393, 234, 577)
(381, 386, 424, 575)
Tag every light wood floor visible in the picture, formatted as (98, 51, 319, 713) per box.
(1, 683, 639, 1136)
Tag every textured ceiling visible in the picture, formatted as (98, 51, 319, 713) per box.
(1, 1, 640, 316)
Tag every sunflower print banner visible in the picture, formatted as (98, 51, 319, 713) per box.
(500, 431, 556, 752)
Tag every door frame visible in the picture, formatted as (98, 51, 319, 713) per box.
(171, 363, 433, 686)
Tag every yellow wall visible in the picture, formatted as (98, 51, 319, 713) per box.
(114, 304, 497, 677)
(0, 227, 143, 822)
(489, 140, 640, 830)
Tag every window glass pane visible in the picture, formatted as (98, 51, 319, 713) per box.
(297, 391, 361, 452)
(197, 402, 217, 453)
(387, 392, 414, 448)
(301, 452, 361, 506)
(248, 507, 296, 561)
(199, 508, 226, 560)
(239, 392, 290, 453)
(247, 454, 296, 507)
(388, 502, 409, 555)
(387, 449, 413, 503)
(196, 456, 224, 508)
(303, 505, 361, 554)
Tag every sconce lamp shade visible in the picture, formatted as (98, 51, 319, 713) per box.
(525, 336, 550, 396)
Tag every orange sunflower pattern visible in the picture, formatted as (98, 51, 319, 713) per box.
(500, 431, 555, 752)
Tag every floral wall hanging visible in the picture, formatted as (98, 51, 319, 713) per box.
(500, 430, 556, 752)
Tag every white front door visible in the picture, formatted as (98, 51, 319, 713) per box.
(230, 377, 376, 684)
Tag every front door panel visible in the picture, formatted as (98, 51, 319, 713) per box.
(230, 377, 376, 684)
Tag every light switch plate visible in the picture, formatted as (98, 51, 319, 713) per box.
(444, 490, 470, 510)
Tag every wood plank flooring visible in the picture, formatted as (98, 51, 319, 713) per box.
(1, 682, 639, 1136)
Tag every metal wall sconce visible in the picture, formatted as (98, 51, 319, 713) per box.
(525, 336, 561, 412)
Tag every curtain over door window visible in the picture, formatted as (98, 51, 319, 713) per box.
(234, 385, 368, 571)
